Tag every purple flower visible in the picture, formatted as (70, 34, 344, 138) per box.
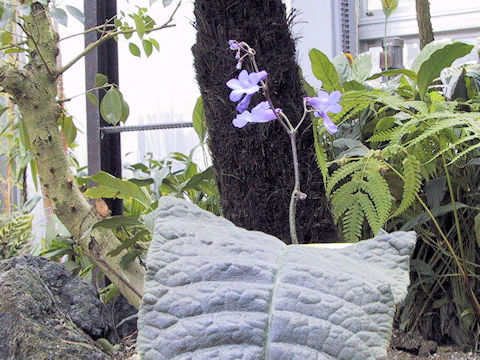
(305, 90, 342, 135)
(229, 40, 240, 50)
(226, 70, 268, 111)
(233, 101, 280, 128)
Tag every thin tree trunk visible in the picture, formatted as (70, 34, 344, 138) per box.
(416, 0, 434, 49)
(192, 0, 338, 244)
(0, 2, 144, 308)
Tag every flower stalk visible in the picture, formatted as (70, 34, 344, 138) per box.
(226, 41, 341, 244)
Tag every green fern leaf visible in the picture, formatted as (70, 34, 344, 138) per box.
(312, 118, 329, 187)
(326, 160, 364, 196)
(392, 155, 422, 217)
(343, 202, 364, 242)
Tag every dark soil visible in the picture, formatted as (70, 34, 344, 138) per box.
(388, 348, 479, 360)
(388, 330, 479, 360)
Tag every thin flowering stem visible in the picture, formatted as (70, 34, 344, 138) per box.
(248, 55, 291, 133)
(294, 99, 310, 132)
(247, 52, 304, 244)
(288, 131, 303, 245)
(227, 40, 340, 244)
(239, 41, 306, 244)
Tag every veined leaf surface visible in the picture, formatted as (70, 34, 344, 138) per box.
(138, 197, 416, 360)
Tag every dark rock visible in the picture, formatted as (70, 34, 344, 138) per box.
(0, 255, 114, 360)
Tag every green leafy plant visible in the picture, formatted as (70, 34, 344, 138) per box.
(309, 40, 480, 345)
(0, 196, 40, 260)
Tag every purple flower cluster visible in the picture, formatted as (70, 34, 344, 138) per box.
(226, 63, 279, 128)
(305, 91, 342, 135)
(226, 69, 267, 113)
(226, 39, 341, 134)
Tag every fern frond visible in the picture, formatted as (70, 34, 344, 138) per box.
(447, 142, 480, 165)
(312, 118, 329, 187)
(406, 117, 466, 147)
(407, 101, 429, 114)
(357, 192, 380, 234)
(332, 180, 360, 217)
(328, 156, 392, 242)
(363, 169, 392, 226)
(392, 155, 422, 217)
(368, 128, 399, 143)
(343, 202, 364, 243)
(326, 160, 364, 196)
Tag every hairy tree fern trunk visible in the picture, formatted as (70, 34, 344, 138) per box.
(192, 0, 338, 244)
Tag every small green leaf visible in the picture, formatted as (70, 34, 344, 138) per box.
(50, 8, 68, 27)
(0, 31, 12, 45)
(142, 39, 153, 57)
(86, 171, 153, 208)
(181, 167, 215, 192)
(95, 73, 108, 87)
(65, 5, 85, 24)
(411, 39, 453, 73)
(92, 215, 144, 231)
(129, 42, 141, 57)
(367, 69, 417, 81)
(86, 92, 99, 107)
(192, 97, 207, 143)
(100, 88, 123, 125)
(120, 250, 143, 269)
(149, 38, 160, 51)
(59, 114, 77, 146)
(117, 90, 130, 123)
(382, 0, 399, 18)
(309, 48, 340, 92)
(19, 118, 31, 150)
(343, 80, 364, 91)
(108, 229, 150, 256)
(96, 338, 117, 355)
(133, 14, 145, 38)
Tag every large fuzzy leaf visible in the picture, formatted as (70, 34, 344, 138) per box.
(138, 197, 416, 360)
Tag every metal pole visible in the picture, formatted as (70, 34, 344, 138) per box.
(99, 122, 193, 134)
(84, 0, 123, 215)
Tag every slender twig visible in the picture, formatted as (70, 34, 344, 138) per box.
(57, 1, 181, 76)
(58, 23, 116, 42)
(0, 43, 27, 52)
(58, 85, 111, 104)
